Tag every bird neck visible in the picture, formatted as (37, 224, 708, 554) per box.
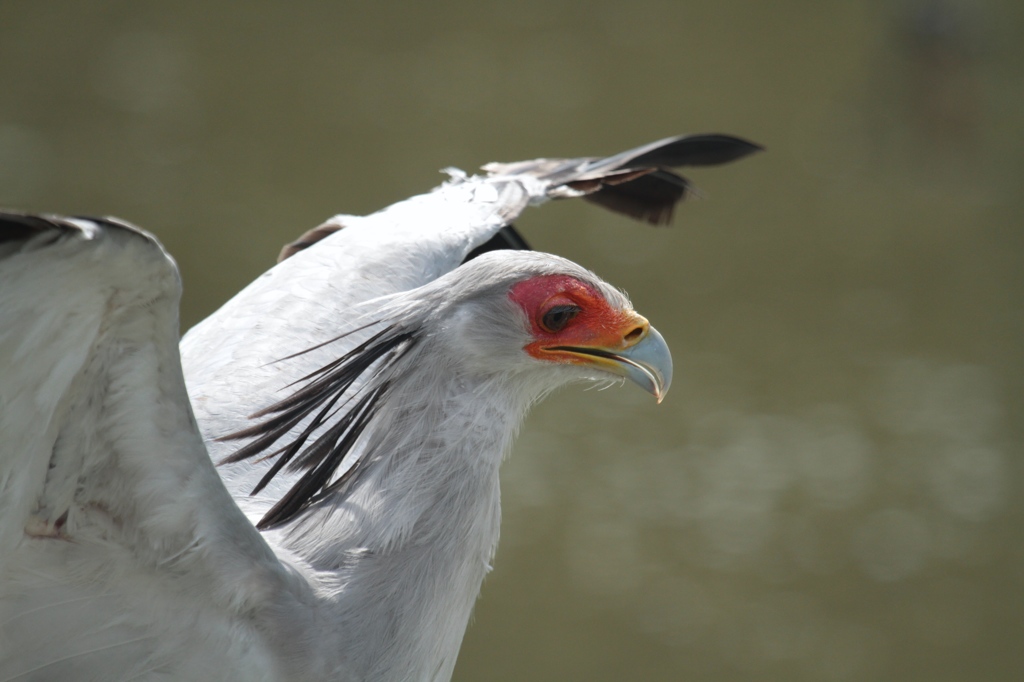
(275, 369, 530, 681)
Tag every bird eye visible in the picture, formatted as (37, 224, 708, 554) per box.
(540, 304, 581, 333)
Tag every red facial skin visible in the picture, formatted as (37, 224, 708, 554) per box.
(508, 275, 647, 364)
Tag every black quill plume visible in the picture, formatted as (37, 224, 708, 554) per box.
(219, 325, 420, 529)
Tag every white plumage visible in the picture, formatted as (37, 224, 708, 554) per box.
(0, 135, 758, 681)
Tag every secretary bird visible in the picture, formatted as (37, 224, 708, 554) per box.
(0, 134, 759, 681)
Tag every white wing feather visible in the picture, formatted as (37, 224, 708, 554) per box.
(0, 217, 301, 682)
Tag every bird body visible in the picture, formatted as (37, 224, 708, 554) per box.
(0, 135, 758, 681)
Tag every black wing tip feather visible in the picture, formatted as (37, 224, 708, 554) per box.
(560, 132, 762, 226)
(0, 210, 148, 248)
(0, 210, 88, 244)
(624, 133, 764, 170)
(218, 326, 420, 530)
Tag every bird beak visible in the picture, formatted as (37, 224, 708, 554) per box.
(605, 324, 673, 402)
(548, 318, 673, 403)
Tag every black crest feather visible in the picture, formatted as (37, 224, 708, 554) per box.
(219, 324, 420, 529)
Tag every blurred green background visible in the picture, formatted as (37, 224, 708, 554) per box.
(2, 1, 1021, 680)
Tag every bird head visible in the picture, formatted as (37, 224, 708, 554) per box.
(420, 251, 672, 403)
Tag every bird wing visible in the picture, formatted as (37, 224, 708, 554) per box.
(274, 133, 762, 262)
(180, 134, 760, 523)
(0, 213, 294, 681)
